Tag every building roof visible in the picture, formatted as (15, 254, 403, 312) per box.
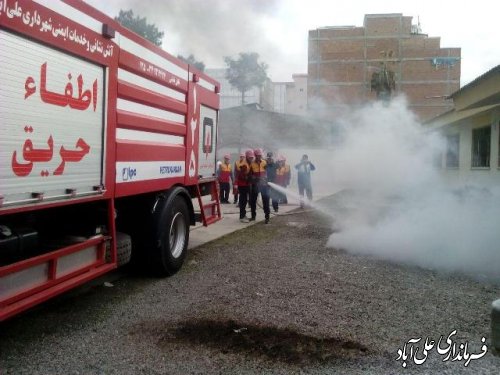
(425, 103, 500, 129)
(364, 13, 403, 18)
(450, 64, 500, 99)
(425, 63, 500, 128)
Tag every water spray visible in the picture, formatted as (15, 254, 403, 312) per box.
(267, 182, 336, 219)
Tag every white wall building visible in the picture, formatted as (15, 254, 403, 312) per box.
(272, 82, 287, 113)
(271, 75, 308, 116)
(426, 65, 500, 187)
(286, 74, 308, 116)
(205, 68, 261, 109)
(206, 68, 308, 116)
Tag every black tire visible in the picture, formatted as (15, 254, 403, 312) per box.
(148, 195, 190, 276)
(105, 232, 132, 267)
(116, 232, 132, 266)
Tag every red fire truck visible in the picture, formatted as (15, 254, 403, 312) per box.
(0, 0, 222, 321)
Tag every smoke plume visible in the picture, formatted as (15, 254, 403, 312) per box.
(324, 97, 500, 282)
(95, 0, 291, 79)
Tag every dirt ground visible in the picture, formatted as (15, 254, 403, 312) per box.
(1, 199, 499, 374)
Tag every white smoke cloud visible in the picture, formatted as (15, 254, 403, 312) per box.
(324, 97, 500, 282)
(90, 0, 288, 78)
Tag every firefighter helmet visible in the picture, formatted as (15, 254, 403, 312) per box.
(254, 148, 263, 157)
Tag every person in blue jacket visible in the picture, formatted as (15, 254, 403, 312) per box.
(295, 154, 315, 208)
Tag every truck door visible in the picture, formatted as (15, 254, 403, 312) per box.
(197, 105, 217, 179)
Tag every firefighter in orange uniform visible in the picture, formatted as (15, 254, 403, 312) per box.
(276, 155, 291, 204)
(249, 148, 270, 224)
(236, 149, 254, 222)
(233, 152, 245, 204)
(217, 154, 232, 203)
(275, 155, 286, 204)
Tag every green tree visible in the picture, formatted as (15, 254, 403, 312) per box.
(224, 52, 268, 105)
(115, 9, 164, 46)
(177, 54, 205, 72)
(224, 53, 268, 152)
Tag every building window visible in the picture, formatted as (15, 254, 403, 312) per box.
(445, 134, 459, 168)
(471, 125, 491, 168)
(433, 152, 443, 169)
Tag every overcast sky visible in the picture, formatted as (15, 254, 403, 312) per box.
(87, 0, 499, 86)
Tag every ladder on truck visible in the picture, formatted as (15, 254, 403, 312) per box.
(195, 180, 222, 226)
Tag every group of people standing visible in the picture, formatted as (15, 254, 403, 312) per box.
(217, 150, 315, 223)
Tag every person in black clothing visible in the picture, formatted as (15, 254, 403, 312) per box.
(265, 152, 280, 213)
(236, 149, 254, 223)
(295, 154, 316, 208)
(248, 148, 270, 223)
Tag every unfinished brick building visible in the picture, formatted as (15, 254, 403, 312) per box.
(308, 14, 461, 121)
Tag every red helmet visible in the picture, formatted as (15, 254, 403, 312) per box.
(245, 149, 255, 158)
(239, 152, 245, 157)
(254, 148, 263, 157)
(223, 154, 230, 159)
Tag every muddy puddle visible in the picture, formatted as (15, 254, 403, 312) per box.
(158, 319, 369, 364)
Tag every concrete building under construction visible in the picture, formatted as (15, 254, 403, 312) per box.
(308, 14, 461, 121)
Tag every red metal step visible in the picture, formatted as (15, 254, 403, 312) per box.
(204, 216, 221, 226)
(195, 180, 221, 227)
(0, 236, 114, 322)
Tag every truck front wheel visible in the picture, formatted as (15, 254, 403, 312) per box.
(149, 195, 190, 276)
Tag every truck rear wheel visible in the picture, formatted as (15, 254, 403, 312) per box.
(149, 195, 190, 276)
